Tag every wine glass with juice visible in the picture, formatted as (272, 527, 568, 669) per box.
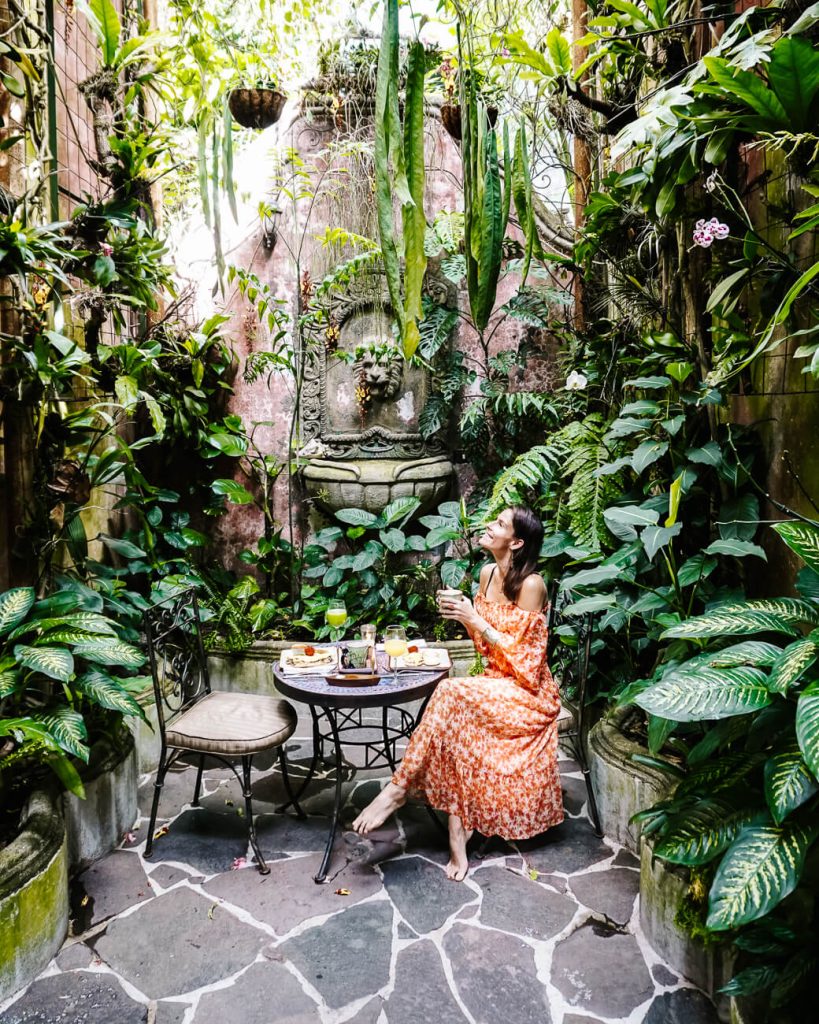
(383, 625, 408, 682)
(326, 599, 348, 640)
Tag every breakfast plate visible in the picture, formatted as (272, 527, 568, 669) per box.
(280, 645, 338, 674)
(396, 646, 451, 670)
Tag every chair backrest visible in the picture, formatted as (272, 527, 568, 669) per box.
(144, 589, 211, 740)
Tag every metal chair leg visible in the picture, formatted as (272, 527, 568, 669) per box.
(241, 756, 269, 875)
(144, 748, 170, 860)
(192, 753, 205, 806)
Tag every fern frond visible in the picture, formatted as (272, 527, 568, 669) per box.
(490, 445, 562, 513)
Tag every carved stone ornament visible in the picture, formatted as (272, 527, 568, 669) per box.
(300, 271, 447, 461)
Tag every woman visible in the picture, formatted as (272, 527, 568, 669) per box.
(352, 505, 564, 880)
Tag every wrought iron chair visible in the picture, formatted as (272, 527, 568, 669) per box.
(548, 588, 603, 836)
(143, 589, 302, 874)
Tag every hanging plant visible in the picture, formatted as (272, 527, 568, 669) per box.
(228, 86, 288, 130)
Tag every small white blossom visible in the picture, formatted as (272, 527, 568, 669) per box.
(565, 370, 588, 391)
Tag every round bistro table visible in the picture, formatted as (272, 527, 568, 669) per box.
(273, 661, 448, 883)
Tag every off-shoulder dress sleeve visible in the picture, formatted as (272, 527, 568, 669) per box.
(474, 604, 549, 694)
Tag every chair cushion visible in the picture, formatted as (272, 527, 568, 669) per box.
(166, 691, 297, 755)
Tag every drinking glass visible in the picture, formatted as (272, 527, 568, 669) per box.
(326, 599, 348, 639)
(383, 624, 408, 682)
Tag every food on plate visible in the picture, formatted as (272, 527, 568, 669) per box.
(402, 650, 424, 667)
(407, 644, 419, 653)
(284, 647, 335, 668)
(422, 649, 445, 666)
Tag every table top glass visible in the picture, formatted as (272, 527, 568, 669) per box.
(272, 661, 449, 708)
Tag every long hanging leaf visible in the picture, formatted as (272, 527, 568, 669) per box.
(79, 0, 121, 66)
(635, 665, 772, 721)
(767, 634, 819, 694)
(223, 100, 238, 223)
(772, 520, 819, 573)
(401, 40, 427, 359)
(36, 707, 89, 762)
(655, 799, 764, 866)
(764, 744, 819, 824)
(374, 0, 407, 348)
(473, 125, 504, 331)
(14, 644, 74, 682)
(796, 679, 819, 780)
(0, 587, 35, 636)
(74, 668, 146, 719)
(707, 823, 816, 930)
(662, 600, 818, 639)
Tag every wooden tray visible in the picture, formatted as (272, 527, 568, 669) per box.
(324, 672, 382, 687)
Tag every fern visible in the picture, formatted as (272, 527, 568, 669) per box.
(559, 415, 623, 551)
(418, 299, 459, 360)
(490, 445, 562, 513)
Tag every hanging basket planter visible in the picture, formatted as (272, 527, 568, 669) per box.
(228, 87, 287, 130)
(440, 102, 498, 142)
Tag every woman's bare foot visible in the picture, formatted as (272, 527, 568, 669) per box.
(445, 814, 474, 881)
(351, 782, 407, 834)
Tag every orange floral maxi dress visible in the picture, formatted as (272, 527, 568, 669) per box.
(392, 595, 564, 839)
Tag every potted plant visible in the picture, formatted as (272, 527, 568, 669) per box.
(438, 57, 497, 141)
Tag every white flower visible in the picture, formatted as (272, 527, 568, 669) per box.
(713, 221, 730, 239)
(565, 370, 588, 391)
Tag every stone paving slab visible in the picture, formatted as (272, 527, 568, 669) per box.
(2, 741, 723, 1024)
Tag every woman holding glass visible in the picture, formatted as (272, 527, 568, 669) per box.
(352, 506, 564, 881)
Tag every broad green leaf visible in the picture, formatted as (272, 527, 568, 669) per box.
(335, 508, 378, 528)
(706, 268, 749, 313)
(563, 594, 617, 616)
(677, 554, 717, 587)
(772, 521, 819, 573)
(623, 375, 671, 389)
(72, 639, 145, 669)
(703, 57, 788, 127)
(440, 559, 467, 589)
(796, 679, 819, 780)
(379, 528, 406, 553)
(0, 587, 35, 636)
(36, 707, 88, 761)
(380, 496, 421, 526)
(74, 668, 146, 719)
(426, 525, 462, 548)
(662, 600, 818, 638)
(666, 474, 683, 528)
(9, 613, 117, 639)
(766, 37, 819, 131)
(631, 440, 669, 474)
(666, 361, 693, 383)
(212, 479, 255, 504)
(114, 374, 139, 412)
(707, 823, 816, 930)
(705, 539, 767, 561)
(99, 534, 147, 559)
(0, 670, 20, 698)
(705, 641, 782, 668)
(642, 523, 682, 562)
(656, 799, 763, 865)
(764, 745, 819, 823)
(797, 566, 819, 601)
(687, 441, 722, 466)
(401, 40, 427, 357)
(351, 548, 380, 572)
(14, 644, 74, 682)
(46, 751, 86, 798)
(767, 634, 819, 694)
(546, 28, 572, 74)
(603, 505, 661, 529)
(80, 0, 121, 66)
(676, 752, 764, 796)
(635, 665, 771, 721)
(560, 564, 624, 590)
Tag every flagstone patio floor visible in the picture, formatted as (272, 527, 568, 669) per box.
(0, 721, 722, 1024)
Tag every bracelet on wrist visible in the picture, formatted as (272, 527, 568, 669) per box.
(481, 625, 502, 647)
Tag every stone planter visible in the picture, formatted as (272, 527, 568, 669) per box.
(63, 730, 138, 871)
(587, 706, 673, 853)
(0, 788, 68, 1002)
(640, 838, 734, 1015)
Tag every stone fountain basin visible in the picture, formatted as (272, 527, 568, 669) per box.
(301, 456, 454, 516)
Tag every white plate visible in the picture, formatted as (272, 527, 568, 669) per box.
(396, 647, 451, 670)
(280, 646, 338, 675)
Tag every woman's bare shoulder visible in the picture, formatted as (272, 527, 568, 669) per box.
(517, 574, 548, 611)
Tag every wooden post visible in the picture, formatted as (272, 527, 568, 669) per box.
(572, 0, 591, 330)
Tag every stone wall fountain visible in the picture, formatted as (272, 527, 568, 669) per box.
(299, 275, 454, 515)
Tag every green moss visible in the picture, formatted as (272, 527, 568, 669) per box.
(674, 864, 720, 947)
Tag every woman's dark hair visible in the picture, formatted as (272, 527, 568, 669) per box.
(504, 506, 544, 604)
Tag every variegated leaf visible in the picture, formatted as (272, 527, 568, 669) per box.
(655, 799, 764, 866)
(767, 634, 819, 694)
(8, 612, 117, 640)
(0, 587, 35, 637)
(796, 679, 819, 780)
(72, 639, 145, 669)
(707, 824, 816, 930)
(764, 745, 819, 823)
(38, 628, 108, 646)
(0, 670, 21, 698)
(662, 600, 818, 639)
(635, 666, 771, 722)
(36, 707, 89, 761)
(773, 521, 819, 573)
(74, 669, 146, 719)
(704, 641, 783, 669)
(14, 645, 74, 682)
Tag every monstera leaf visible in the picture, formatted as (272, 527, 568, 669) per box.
(707, 823, 817, 930)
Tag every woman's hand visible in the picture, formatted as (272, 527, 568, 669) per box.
(438, 592, 481, 631)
